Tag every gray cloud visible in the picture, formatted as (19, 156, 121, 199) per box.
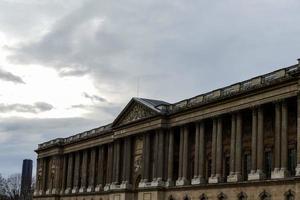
(7, 0, 300, 103)
(0, 116, 100, 176)
(83, 92, 107, 103)
(0, 102, 53, 113)
(0, 68, 25, 84)
(58, 67, 90, 77)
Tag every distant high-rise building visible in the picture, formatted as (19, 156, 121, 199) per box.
(20, 159, 33, 200)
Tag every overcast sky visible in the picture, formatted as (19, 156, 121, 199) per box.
(0, 0, 300, 176)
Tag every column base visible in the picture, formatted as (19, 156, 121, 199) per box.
(72, 187, 79, 194)
(165, 179, 174, 187)
(64, 188, 72, 194)
(51, 188, 59, 195)
(110, 183, 121, 190)
(120, 181, 132, 189)
(79, 187, 86, 193)
(60, 189, 65, 195)
(138, 179, 151, 188)
(33, 190, 39, 196)
(87, 186, 95, 192)
(248, 170, 265, 181)
(271, 168, 289, 179)
(95, 184, 103, 192)
(151, 178, 165, 187)
(227, 172, 242, 183)
(45, 189, 51, 195)
(38, 190, 45, 196)
(175, 177, 190, 186)
(104, 184, 111, 191)
(191, 176, 206, 185)
(208, 174, 223, 184)
(295, 165, 300, 176)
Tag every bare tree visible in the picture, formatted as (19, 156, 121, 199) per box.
(5, 174, 21, 200)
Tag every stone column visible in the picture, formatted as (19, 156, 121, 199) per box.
(45, 158, 52, 195)
(139, 133, 150, 187)
(121, 137, 132, 189)
(248, 108, 258, 180)
(256, 106, 265, 179)
(192, 122, 200, 184)
(176, 127, 184, 184)
(52, 156, 62, 195)
(60, 156, 67, 194)
(296, 93, 300, 176)
(235, 112, 243, 181)
(272, 101, 282, 179)
(192, 122, 206, 185)
(95, 146, 104, 191)
(41, 158, 47, 195)
(79, 150, 88, 193)
(215, 118, 223, 182)
(209, 118, 218, 183)
(34, 159, 41, 196)
(72, 152, 80, 193)
(227, 114, 236, 182)
(111, 140, 121, 189)
(166, 129, 174, 187)
(280, 100, 288, 177)
(65, 154, 74, 194)
(104, 144, 114, 190)
(181, 125, 190, 185)
(87, 148, 96, 192)
(152, 129, 165, 186)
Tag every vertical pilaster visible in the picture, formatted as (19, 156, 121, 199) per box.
(52, 156, 62, 194)
(41, 158, 47, 195)
(177, 127, 184, 181)
(166, 129, 174, 187)
(280, 100, 288, 176)
(250, 108, 258, 176)
(273, 102, 282, 176)
(95, 146, 104, 191)
(112, 140, 121, 187)
(209, 118, 218, 183)
(60, 156, 67, 194)
(34, 159, 41, 196)
(72, 152, 80, 193)
(152, 129, 165, 186)
(229, 114, 236, 178)
(256, 106, 265, 178)
(104, 144, 114, 190)
(87, 148, 96, 192)
(216, 118, 223, 181)
(176, 125, 190, 186)
(121, 137, 132, 189)
(139, 133, 150, 187)
(79, 150, 88, 193)
(235, 112, 243, 180)
(192, 122, 206, 185)
(65, 154, 74, 194)
(296, 93, 300, 175)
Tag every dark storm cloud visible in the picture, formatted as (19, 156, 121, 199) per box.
(0, 68, 25, 84)
(0, 102, 53, 113)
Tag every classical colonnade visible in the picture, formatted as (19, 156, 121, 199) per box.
(35, 96, 300, 196)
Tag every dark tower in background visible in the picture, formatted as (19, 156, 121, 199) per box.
(20, 159, 33, 200)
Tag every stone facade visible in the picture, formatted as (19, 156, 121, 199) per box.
(34, 59, 300, 200)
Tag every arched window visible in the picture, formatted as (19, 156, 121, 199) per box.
(199, 193, 208, 200)
(237, 192, 247, 200)
(218, 192, 227, 200)
(259, 191, 271, 200)
(285, 190, 295, 200)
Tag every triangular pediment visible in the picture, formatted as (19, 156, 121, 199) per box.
(113, 98, 163, 127)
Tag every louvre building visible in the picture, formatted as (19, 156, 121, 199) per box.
(33, 60, 300, 200)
